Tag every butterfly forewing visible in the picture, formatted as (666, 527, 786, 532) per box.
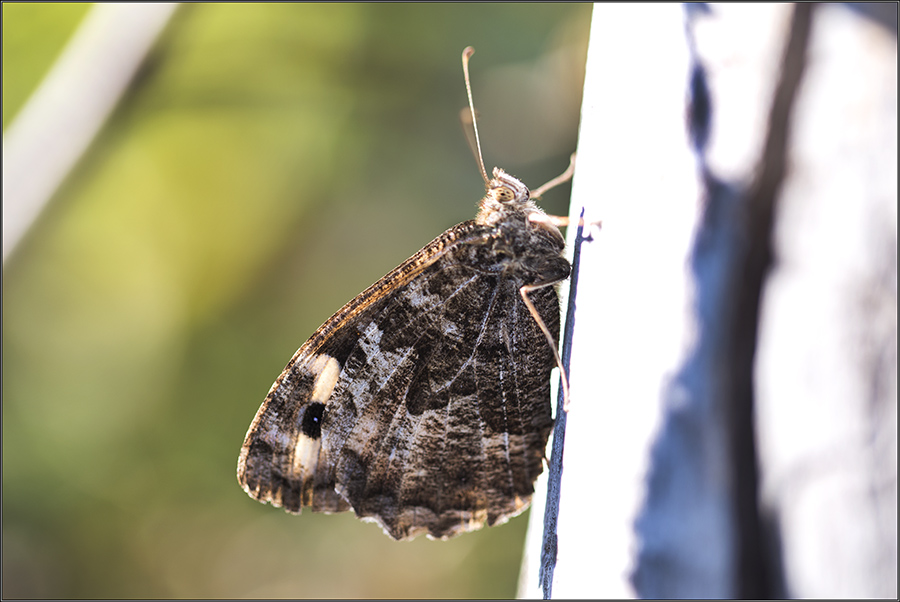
(238, 171, 570, 540)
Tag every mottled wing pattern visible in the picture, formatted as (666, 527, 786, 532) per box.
(326, 258, 558, 540)
(238, 218, 565, 540)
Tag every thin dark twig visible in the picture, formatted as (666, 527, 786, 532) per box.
(539, 207, 589, 599)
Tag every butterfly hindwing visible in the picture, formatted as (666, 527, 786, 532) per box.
(325, 259, 559, 540)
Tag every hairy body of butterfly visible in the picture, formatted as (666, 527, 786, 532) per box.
(237, 168, 570, 540)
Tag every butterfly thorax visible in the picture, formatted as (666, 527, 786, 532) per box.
(472, 167, 566, 280)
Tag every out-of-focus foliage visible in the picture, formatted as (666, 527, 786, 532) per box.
(2, 3, 590, 598)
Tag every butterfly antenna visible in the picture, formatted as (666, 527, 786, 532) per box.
(459, 108, 482, 172)
(462, 47, 490, 186)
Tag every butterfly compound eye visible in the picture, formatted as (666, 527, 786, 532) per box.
(495, 186, 516, 203)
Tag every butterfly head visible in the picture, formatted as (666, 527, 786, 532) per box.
(476, 167, 541, 225)
(487, 167, 530, 205)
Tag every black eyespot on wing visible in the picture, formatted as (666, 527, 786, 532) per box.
(301, 402, 326, 439)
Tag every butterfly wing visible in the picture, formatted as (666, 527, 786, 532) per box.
(237, 219, 566, 540)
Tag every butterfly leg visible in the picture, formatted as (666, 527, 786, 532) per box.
(519, 279, 571, 412)
(529, 212, 603, 232)
(530, 153, 576, 200)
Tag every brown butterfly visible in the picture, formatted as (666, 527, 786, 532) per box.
(237, 47, 575, 540)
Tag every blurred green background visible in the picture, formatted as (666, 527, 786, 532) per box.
(2, 3, 590, 598)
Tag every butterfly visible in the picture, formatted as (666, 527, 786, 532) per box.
(237, 47, 575, 541)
